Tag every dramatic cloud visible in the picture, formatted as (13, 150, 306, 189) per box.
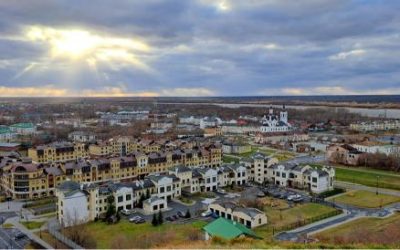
(0, 0, 399, 96)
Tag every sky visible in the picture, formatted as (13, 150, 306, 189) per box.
(0, 0, 400, 97)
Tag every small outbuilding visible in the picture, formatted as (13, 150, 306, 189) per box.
(203, 217, 261, 240)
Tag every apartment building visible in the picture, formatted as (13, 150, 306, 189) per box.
(0, 157, 66, 199)
(217, 164, 247, 187)
(326, 144, 364, 166)
(9, 123, 37, 135)
(240, 153, 279, 184)
(3, 145, 219, 199)
(28, 142, 89, 163)
(68, 131, 97, 143)
(350, 120, 400, 132)
(56, 173, 181, 226)
(222, 141, 251, 154)
(272, 163, 335, 193)
(208, 200, 267, 228)
(351, 141, 400, 156)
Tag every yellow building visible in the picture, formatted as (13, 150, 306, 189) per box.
(2, 143, 222, 200)
(28, 142, 88, 163)
(0, 160, 66, 199)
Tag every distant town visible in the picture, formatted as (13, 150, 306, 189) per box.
(0, 97, 399, 248)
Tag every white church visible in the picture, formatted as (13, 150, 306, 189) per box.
(260, 105, 291, 133)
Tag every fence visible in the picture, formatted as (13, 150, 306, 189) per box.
(273, 210, 342, 233)
(47, 219, 84, 249)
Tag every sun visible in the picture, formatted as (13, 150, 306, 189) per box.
(51, 30, 99, 58)
(24, 25, 152, 71)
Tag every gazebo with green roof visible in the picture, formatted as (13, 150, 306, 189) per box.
(203, 217, 261, 240)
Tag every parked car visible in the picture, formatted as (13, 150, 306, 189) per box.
(134, 218, 146, 224)
(172, 215, 179, 220)
(287, 194, 301, 201)
(210, 212, 219, 219)
(121, 209, 133, 216)
(177, 211, 185, 218)
(292, 196, 304, 203)
(216, 189, 226, 194)
(201, 211, 213, 217)
(129, 215, 143, 223)
(14, 232, 26, 240)
(257, 191, 266, 197)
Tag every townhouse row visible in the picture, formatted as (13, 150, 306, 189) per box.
(0, 144, 222, 200)
(56, 163, 249, 227)
(27, 136, 222, 164)
(240, 152, 335, 193)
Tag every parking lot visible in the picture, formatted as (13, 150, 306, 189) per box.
(123, 184, 313, 225)
(0, 212, 30, 249)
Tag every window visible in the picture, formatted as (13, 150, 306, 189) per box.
(118, 196, 123, 202)
(126, 194, 131, 201)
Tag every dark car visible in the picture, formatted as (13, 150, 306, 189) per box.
(135, 218, 146, 224)
(177, 211, 185, 218)
(14, 232, 26, 240)
(211, 212, 219, 219)
(166, 216, 176, 222)
(172, 215, 179, 220)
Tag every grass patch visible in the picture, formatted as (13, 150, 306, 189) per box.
(178, 196, 194, 204)
(23, 198, 56, 209)
(254, 201, 338, 240)
(315, 212, 400, 247)
(334, 166, 400, 190)
(85, 220, 207, 249)
(328, 190, 400, 208)
(274, 152, 296, 161)
(21, 221, 46, 230)
(35, 231, 70, 249)
(2, 223, 14, 228)
(222, 155, 239, 163)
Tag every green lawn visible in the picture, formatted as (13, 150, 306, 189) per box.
(85, 220, 207, 249)
(21, 221, 46, 230)
(334, 166, 400, 191)
(315, 212, 400, 247)
(329, 190, 400, 208)
(222, 155, 239, 163)
(255, 200, 339, 239)
(2, 223, 14, 228)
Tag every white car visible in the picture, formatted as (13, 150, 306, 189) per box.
(121, 209, 133, 215)
(287, 194, 301, 201)
(201, 211, 213, 217)
(217, 189, 226, 194)
(129, 215, 142, 222)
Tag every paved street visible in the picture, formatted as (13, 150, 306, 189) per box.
(275, 201, 400, 242)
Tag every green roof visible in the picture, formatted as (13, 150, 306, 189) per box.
(10, 123, 34, 129)
(203, 217, 260, 240)
(0, 126, 11, 134)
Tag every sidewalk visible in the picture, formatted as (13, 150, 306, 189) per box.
(7, 217, 53, 249)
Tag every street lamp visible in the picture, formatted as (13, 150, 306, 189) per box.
(376, 176, 380, 195)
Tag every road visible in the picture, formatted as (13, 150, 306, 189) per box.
(275, 201, 400, 242)
(335, 181, 400, 197)
(0, 211, 30, 249)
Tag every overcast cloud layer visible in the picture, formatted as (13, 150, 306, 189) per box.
(0, 0, 400, 97)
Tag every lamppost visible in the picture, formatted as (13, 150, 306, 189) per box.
(376, 175, 380, 195)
